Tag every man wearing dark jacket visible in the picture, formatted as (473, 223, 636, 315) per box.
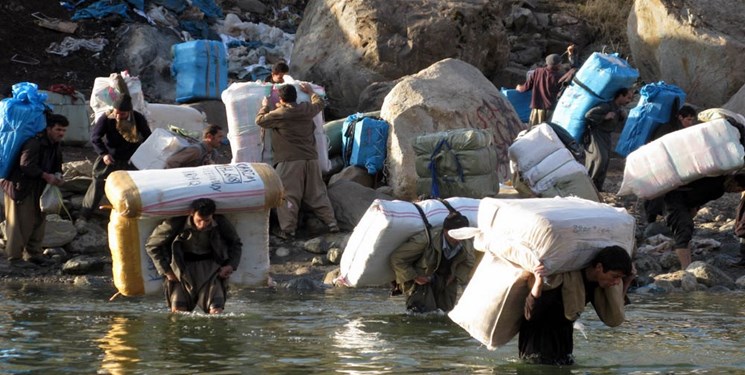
(145, 198, 242, 314)
(2, 114, 68, 268)
(516, 54, 564, 126)
(78, 94, 150, 222)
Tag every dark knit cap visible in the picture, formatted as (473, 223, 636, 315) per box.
(114, 94, 133, 111)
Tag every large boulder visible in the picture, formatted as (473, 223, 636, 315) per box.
(291, 0, 511, 117)
(381, 58, 526, 200)
(327, 179, 392, 231)
(113, 24, 181, 103)
(627, 0, 745, 107)
(724, 83, 745, 115)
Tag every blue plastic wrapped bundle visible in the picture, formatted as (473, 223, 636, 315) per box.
(342, 113, 390, 175)
(615, 82, 686, 157)
(172, 40, 228, 103)
(550, 83, 604, 142)
(0, 82, 48, 178)
(500, 87, 532, 123)
(574, 52, 639, 100)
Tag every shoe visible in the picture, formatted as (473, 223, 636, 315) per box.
(272, 228, 295, 240)
(9, 259, 39, 269)
(25, 254, 54, 266)
(328, 225, 340, 234)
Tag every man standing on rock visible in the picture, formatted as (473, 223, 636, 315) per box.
(77, 94, 150, 226)
(145, 198, 242, 314)
(1, 114, 68, 269)
(255, 83, 339, 240)
(164, 124, 224, 168)
(516, 53, 564, 125)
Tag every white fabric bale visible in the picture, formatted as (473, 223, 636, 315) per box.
(448, 252, 529, 349)
(104, 163, 283, 218)
(222, 81, 270, 136)
(145, 103, 208, 135)
(618, 118, 745, 199)
(530, 157, 589, 194)
(466, 197, 635, 275)
(508, 123, 565, 172)
(338, 197, 480, 287)
(523, 148, 578, 189)
(130, 128, 191, 170)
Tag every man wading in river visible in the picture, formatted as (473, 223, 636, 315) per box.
(145, 198, 242, 314)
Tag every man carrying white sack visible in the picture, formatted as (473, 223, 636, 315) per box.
(164, 124, 224, 168)
(255, 83, 339, 240)
(145, 198, 242, 314)
(519, 246, 635, 365)
(390, 208, 475, 313)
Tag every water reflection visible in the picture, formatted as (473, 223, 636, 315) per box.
(0, 282, 744, 374)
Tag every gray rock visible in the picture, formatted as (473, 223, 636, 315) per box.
(283, 277, 327, 292)
(652, 279, 675, 293)
(328, 180, 392, 231)
(63, 255, 105, 275)
(686, 261, 735, 289)
(327, 248, 343, 264)
(67, 221, 108, 254)
(735, 275, 745, 289)
(659, 251, 680, 270)
(311, 256, 327, 266)
(59, 176, 92, 195)
(62, 160, 93, 178)
(73, 275, 111, 287)
(235, 0, 267, 14)
(634, 253, 662, 276)
(323, 268, 341, 286)
(275, 247, 291, 257)
(292, 0, 511, 117)
(42, 216, 77, 248)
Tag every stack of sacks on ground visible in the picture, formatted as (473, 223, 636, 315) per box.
(90, 71, 148, 119)
(551, 52, 639, 142)
(221, 79, 330, 171)
(104, 163, 283, 296)
(617, 117, 745, 199)
(336, 197, 480, 287)
(412, 128, 499, 199)
(129, 128, 193, 170)
(508, 123, 598, 201)
(448, 197, 635, 349)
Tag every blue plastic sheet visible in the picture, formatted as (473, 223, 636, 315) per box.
(125, 0, 144, 11)
(615, 82, 686, 157)
(0, 83, 48, 179)
(172, 40, 228, 103)
(500, 87, 531, 123)
(71, 0, 131, 20)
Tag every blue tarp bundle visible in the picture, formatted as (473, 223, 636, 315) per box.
(574, 52, 639, 101)
(172, 40, 228, 103)
(151, 0, 187, 13)
(551, 52, 639, 142)
(615, 82, 687, 157)
(342, 114, 389, 175)
(191, 0, 223, 19)
(72, 0, 221, 21)
(0, 83, 48, 179)
(500, 87, 531, 123)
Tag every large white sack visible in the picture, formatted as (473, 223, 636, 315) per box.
(338, 197, 480, 287)
(530, 157, 589, 195)
(617, 118, 745, 199)
(697, 108, 745, 127)
(453, 197, 635, 275)
(104, 162, 283, 218)
(222, 81, 330, 171)
(90, 73, 148, 118)
(522, 148, 583, 190)
(146, 103, 208, 135)
(448, 253, 529, 349)
(130, 128, 191, 170)
(508, 123, 565, 172)
(109, 211, 270, 296)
